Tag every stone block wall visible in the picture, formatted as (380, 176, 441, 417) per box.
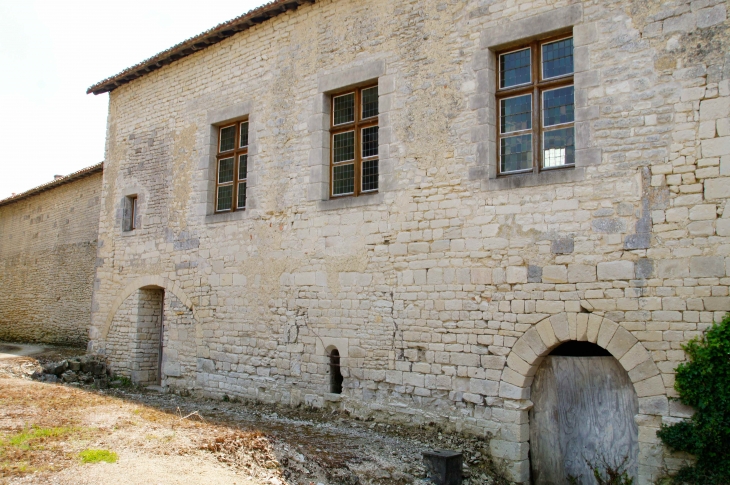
(0, 170, 102, 345)
(89, 0, 730, 482)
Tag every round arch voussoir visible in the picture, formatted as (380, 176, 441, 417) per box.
(500, 312, 666, 403)
(99, 275, 198, 339)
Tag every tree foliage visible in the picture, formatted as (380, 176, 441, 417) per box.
(657, 313, 730, 484)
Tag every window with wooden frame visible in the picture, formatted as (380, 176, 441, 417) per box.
(330, 85, 379, 197)
(496, 35, 574, 175)
(216, 120, 249, 212)
(130, 196, 138, 230)
(123, 195, 138, 232)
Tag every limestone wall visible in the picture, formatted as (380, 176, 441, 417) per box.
(90, 0, 730, 482)
(0, 171, 102, 345)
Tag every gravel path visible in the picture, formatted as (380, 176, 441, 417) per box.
(0, 343, 45, 360)
(0, 348, 507, 485)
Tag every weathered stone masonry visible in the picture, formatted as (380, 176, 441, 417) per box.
(89, 0, 730, 483)
(0, 165, 102, 346)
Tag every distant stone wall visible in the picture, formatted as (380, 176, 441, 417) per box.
(0, 171, 102, 345)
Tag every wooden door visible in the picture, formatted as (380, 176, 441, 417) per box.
(529, 356, 638, 484)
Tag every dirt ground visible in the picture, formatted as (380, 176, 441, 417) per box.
(0, 344, 508, 485)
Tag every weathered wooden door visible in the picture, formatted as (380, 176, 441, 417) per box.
(529, 356, 638, 485)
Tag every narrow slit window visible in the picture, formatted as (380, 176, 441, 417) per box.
(330, 84, 378, 197)
(329, 349, 343, 394)
(496, 35, 574, 174)
(216, 119, 250, 212)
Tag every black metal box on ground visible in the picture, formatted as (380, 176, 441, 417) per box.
(423, 449, 463, 485)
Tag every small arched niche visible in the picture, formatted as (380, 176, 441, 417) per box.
(328, 348, 343, 394)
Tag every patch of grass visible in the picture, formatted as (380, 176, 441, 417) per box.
(2, 426, 76, 451)
(79, 449, 118, 464)
(0, 425, 87, 477)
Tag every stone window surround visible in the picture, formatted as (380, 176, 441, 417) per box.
(122, 194, 138, 232)
(119, 186, 144, 236)
(470, 4, 601, 191)
(308, 59, 396, 211)
(203, 100, 258, 224)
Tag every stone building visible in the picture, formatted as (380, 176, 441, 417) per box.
(86, 0, 730, 483)
(0, 163, 102, 346)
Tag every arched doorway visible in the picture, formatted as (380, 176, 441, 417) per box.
(102, 286, 165, 386)
(529, 341, 638, 484)
(131, 287, 165, 386)
(95, 275, 200, 389)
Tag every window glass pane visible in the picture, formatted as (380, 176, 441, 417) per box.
(543, 127, 575, 168)
(542, 37, 573, 79)
(501, 134, 533, 173)
(131, 197, 137, 230)
(219, 125, 236, 152)
(239, 154, 248, 180)
(333, 163, 355, 195)
(362, 126, 379, 158)
(362, 86, 378, 119)
(217, 185, 232, 211)
(543, 86, 574, 126)
(333, 131, 355, 163)
(237, 182, 247, 208)
(500, 48, 531, 88)
(218, 157, 234, 183)
(500, 94, 532, 133)
(240, 122, 249, 147)
(333, 93, 355, 125)
(362, 159, 378, 192)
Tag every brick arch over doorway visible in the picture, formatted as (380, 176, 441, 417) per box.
(498, 312, 668, 483)
(98, 275, 198, 340)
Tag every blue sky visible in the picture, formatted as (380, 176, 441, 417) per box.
(0, 0, 267, 199)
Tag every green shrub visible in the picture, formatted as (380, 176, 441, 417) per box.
(115, 375, 133, 387)
(657, 313, 730, 484)
(79, 449, 118, 464)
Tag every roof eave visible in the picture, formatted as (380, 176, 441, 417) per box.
(87, 0, 314, 95)
(0, 163, 104, 208)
